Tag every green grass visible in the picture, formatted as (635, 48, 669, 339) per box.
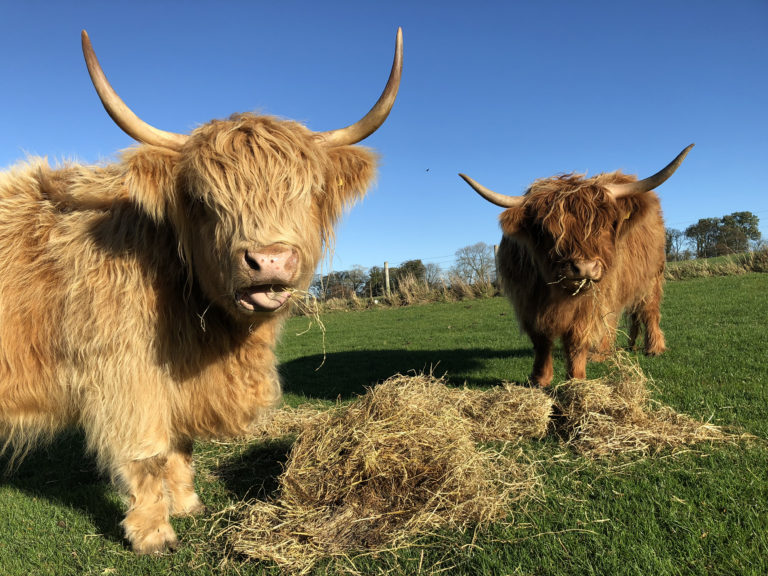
(2, 274, 767, 575)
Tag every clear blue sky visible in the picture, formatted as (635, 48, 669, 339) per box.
(1, 1, 766, 274)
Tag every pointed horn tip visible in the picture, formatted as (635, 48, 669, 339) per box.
(312, 26, 403, 147)
(458, 173, 480, 188)
(671, 143, 695, 168)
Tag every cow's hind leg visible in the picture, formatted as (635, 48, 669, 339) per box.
(165, 440, 205, 518)
(638, 278, 666, 356)
(117, 456, 179, 555)
(563, 331, 589, 380)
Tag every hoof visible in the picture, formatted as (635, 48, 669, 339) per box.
(125, 519, 180, 555)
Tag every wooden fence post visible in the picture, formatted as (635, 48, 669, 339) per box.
(384, 261, 391, 297)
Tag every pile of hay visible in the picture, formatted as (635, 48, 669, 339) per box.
(227, 373, 551, 573)
(227, 358, 732, 572)
(450, 382, 553, 442)
(552, 352, 727, 457)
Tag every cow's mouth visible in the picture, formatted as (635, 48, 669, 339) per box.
(235, 285, 292, 312)
(549, 276, 599, 295)
(564, 277, 598, 295)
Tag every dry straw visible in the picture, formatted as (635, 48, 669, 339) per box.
(225, 356, 734, 572)
(226, 373, 551, 574)
(552, 350, 728, 457)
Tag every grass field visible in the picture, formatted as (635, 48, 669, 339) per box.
(1, 274, 767, 575)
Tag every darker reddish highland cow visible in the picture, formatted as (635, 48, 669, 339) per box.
(460, 145, 693, 386)
(0, 29, 402, 554)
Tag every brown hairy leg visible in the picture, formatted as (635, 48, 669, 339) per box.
(563, 331, 588, 380)
(118, 456, 178, 555)
(529, 332, 554, 387)
(637, 278, 666, 356)
(165, 440, 205, 517)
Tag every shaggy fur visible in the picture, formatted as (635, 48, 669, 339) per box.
(497, 171, 666, 387)
(0, 113, 376, 553)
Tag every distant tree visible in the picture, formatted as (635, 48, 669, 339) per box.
(452, 242, 495, 284)
(424, 262, 443, 286)
(311, 266, 369, 300)
(396, 259, 426, 284)
(685, 212, 761, 258)
(685, 218, 720, 258)
(665, 228, 686, 261)
(364, 265, 386, 297)
(719, 211, 761, 253)
(347, 265, 369, 295)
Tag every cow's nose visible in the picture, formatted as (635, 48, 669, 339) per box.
(244, 245, 298, 283)
(570, 259, 602, 280)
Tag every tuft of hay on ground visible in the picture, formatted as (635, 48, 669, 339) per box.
(250, 376, 554, 445)
(552, 351, 728, 457)
(452, 382, 553, 442)
(226, 373, 547, 574)
(249, 403, 326, 439)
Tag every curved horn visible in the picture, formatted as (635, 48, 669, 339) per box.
(81, 30, 188, 150)
(313, 28, 403, 147)
(458, 173, 525, 208)
(606, 144, 695, 199)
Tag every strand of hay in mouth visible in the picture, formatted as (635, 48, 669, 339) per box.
(286, 288, 328, 370)
(552, 351, 729, 457)
(226, 373, 547, 574)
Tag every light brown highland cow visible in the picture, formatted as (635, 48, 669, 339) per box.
(460, 145, 692, 387)
(0, 29, 402, 554)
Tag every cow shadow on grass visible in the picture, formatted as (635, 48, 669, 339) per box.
(0, 432, 293, 547)
(279, 346, 534, 400)
(214, 438, 294, 502)
(0, 431, 126, 544)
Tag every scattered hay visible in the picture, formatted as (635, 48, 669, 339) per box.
(225, 359, 735, 572)
(226, 373, 546, 574)
(249, 403, 326, 439)
(552, 351, 728, 457)
(249, 377, 554, 445)
(452, 382, 553, 442)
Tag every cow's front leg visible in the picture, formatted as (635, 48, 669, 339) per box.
(117, 457, 178, 555)
(563, 332, 589, 380)
(165, 440, 205, 518)
(529, 332, 554, 387)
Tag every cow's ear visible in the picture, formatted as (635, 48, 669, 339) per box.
(499, 206, 525, 236)
(321, 146, 378, 227)
(124, 147, 181, 223)
(613, 194, 654, 238)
